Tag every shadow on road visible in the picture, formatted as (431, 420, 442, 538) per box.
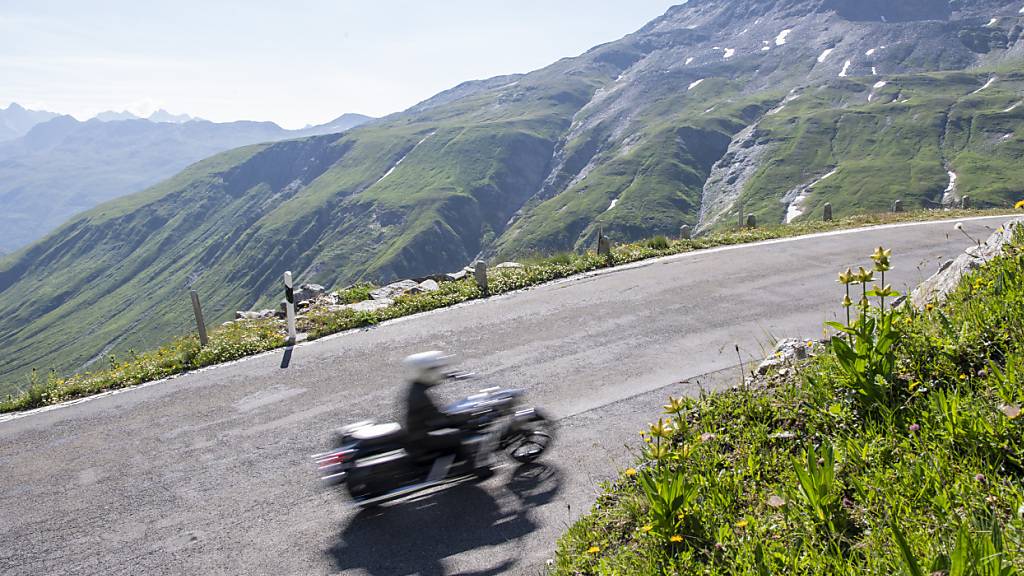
(326, 463, 562, 576)
(280, 346, 293, 369)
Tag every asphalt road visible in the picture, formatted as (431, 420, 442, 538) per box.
(0, 216, 1010, 575)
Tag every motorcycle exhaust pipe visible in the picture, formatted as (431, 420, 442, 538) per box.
(320, 471, 347, 485)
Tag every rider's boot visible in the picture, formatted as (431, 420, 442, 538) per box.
(425, 454, 455, 484)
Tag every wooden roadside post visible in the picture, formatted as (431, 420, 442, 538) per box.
(190, 289, 209, 347)
(284, 271, 297, 344)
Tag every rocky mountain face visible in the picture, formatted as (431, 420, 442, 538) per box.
(0, 0, 1022, 390)
(0, 113, 373, 253)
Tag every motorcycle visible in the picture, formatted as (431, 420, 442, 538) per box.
(313, 383, 554, 508)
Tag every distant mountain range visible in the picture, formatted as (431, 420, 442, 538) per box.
(0, 0, 1022, 391)
(0, 111, 373, 253)
(93, 109, 196, 123)
(0, 103, 61, 142)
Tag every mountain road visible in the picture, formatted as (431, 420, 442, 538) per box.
(0, 215, 1010, 575)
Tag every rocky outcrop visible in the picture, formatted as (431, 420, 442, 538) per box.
(697, 123, 772, 232)
(909, 217, 1023, 308)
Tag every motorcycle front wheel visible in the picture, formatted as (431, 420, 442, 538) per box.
(504, 410, 554, 463)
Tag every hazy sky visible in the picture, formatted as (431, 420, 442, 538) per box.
(1, 1, 679, 128)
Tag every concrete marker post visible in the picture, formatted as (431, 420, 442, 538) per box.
(892, 199, 904, 213)
(746, 213, 757, 228)
(823, 202, 833, 221)
(284, 271, 297, 344)
(960, 195, 971, 209)
(679, 224, 692, 240)
(473, 261, 489, 296)
(190, 289, 208, 347)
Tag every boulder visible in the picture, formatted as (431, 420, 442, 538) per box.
(293, 283, 325, 303)
(418, 279, 439, 292)
(757, 338, 813, 375)
(445, 270, 468, 282)
(494, 262, 524, 270)
(370, 279, 421, 300)
(235, 309, 277, 320)
(910, 217, 1023, 308)
(345, 298, 394, 313)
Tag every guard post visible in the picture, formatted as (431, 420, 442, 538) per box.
(190, 289, 208, 347)
(284, 271, 297, 344)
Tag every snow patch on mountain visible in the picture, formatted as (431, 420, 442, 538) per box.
(943, 170, 958, 204)
(785, 168, 838, 223)
(817, 48, 834, 63)
(723, 48, 735, 59)
(1004, 101, 1023, 113)
(606, 197, 619, 212)
(986, 17, 999, 27)
(689, 78, 705, 90)
(868, 81, 887, 102)
(374, 131, 435, 185)
(775, 29, 791, 46)
(972, 77, 997, 94)
(839, 60, 852, 77)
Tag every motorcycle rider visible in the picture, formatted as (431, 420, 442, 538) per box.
(403, 351, 493, 483)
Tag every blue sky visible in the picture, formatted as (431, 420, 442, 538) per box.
(1, 1, 679, 128)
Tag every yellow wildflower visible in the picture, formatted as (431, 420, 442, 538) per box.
(586, 546, 600, 554)
(735, 519, 749, 528)
(1015, 199, 1024, 210)
(625, 468, 637, 477)
(670, 535, 684, 543)
(857, 266, 874, 284)
(640, 525, 653, 533)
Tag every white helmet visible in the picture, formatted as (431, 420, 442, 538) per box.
(403, 351, 452, 385)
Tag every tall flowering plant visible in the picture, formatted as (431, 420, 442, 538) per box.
(827, 247, 903, 411)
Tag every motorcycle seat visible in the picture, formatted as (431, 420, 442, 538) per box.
(351, 422, 404, 443)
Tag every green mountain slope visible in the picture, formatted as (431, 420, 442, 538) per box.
(1, 0, 1023, 392)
